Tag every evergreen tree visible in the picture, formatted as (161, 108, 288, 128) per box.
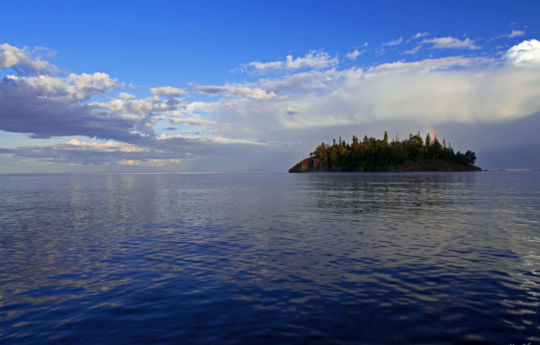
(303, 132, 477, 171)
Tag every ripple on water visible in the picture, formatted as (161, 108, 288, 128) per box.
(0, 172, 539, 344)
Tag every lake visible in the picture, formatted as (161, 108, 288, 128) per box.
(0, 172, 539, 344)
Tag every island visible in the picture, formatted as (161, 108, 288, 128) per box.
(289, 132, 481, 173)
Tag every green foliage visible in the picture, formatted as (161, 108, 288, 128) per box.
(311, 132, 477, 171)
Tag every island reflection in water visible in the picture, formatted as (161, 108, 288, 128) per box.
(0, 172, 538, 344)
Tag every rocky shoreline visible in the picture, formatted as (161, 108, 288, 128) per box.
(289, 158, 481, 173)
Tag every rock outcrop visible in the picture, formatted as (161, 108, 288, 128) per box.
(289, 158, 481, 173)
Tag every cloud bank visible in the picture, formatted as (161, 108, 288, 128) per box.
(1, 38, 540, 170)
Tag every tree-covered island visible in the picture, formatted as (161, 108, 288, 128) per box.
(289, 132, 481, 173)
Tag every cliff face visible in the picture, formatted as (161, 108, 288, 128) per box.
(289, 158, 481, 173)
(288, 157, 327, 173)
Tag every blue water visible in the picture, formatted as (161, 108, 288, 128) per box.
(0, 172, 539, 344)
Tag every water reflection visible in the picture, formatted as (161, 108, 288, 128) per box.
(0, 172, 539, 344)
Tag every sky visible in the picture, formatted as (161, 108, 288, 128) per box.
(1, 0, 539, 172)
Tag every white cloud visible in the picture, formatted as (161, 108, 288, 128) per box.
(256, 68, 348, 93)
(156, 133, 267, 146)
(150, 86, 184, 97)
(506, 39, 540, 66)
(182, 101, 226, 115)
(67, 72, 120, 99)
(403, 45, 422, 55)
(3, 41, 540, 171)
(404, 36, 479, 54)
(246, 50, 338, 72)
(65, 139, 149, 152)
(367, 56, 489, 73)
(168, 115, 215, 127)
(91, 86, 185, 126)
(0, 70, 136, 140)
(0, 43, 58, 75)
(412, 32, 429, 39)
(505, 30, 525, 38)
(195, 85, 276, 100)
(190, 42, 540, 145)
(116, 158, 182, 167)
(422, 36, 479, 50)
(384, 36, 404, 46)
(0, 44, 186, 141)
(206, 136, 269, 146)
(4, 72, 119, 101)
(346, 49, 365, 60)
(119, 92, 136, 100)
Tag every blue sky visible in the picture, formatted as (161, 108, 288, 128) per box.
(1, 0, 539, 172)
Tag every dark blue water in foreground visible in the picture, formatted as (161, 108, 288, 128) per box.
(0, 172, 539, 344)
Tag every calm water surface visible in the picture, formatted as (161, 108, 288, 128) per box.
(0, 172, 539, 344)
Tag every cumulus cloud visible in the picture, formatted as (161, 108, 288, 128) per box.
(245, 50, 338, 73)
(0, 43, 58, 75)
(67, 72, 120, 97)
(91, 89, 183, 122)
(0, 46, 188, 142)
(0, 43, 276, 169)
(0, 43, 193, 144)
(3, 72, 119, 101)
(505, 39, 540, 66)
(0, 73, 134, 139)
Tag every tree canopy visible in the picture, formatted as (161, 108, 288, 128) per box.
(307, 132, 477, 171)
